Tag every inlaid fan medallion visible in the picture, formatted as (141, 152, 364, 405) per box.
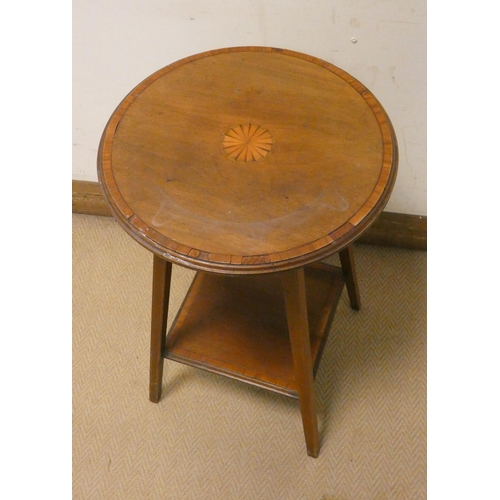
(222, 124, 274, 162)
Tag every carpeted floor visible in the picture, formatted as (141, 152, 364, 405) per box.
(72, 214, 426, 499)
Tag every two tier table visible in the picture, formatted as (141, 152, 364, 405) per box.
(97, 46, 398, 458)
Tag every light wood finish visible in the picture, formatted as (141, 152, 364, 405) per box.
(149, 256, 172, 403)
(73, 181, 425, 251)
(282, 267, 320, 457)
(222, 123, 274, 162)
(97, 47, 398, 274)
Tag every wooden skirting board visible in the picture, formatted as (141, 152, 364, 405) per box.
(72, 180, 426, 251)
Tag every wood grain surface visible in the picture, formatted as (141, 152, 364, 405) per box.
(73, 181, 426, 251)
(163, 263, 344, 399)
(97, 47, 399, 273)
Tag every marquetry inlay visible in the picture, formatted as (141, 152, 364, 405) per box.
(222, 124, 274, 162)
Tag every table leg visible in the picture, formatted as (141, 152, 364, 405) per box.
(149, 255, 172, 403)
(339, 245, 361, 310)
(281, 267, 320, 458)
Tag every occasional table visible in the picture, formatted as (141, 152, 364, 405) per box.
(97, 46, 398, 457)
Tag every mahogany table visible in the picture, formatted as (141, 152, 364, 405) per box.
(97, 47, 398, 458)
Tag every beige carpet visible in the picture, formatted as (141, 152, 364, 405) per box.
(73, 214, 426, 499)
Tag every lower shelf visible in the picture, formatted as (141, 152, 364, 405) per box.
(164, 262, 345, 398)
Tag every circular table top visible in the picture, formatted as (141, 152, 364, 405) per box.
(98, 47, 398, 274)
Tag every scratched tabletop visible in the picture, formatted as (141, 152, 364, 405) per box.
(98, 47, 398, 274)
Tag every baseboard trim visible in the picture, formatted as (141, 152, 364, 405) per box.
(73, 180, 426, 251)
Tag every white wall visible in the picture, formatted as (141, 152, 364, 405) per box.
(73, 0, 426, 216)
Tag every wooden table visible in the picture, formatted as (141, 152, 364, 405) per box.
(97, 47, 398, 458)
